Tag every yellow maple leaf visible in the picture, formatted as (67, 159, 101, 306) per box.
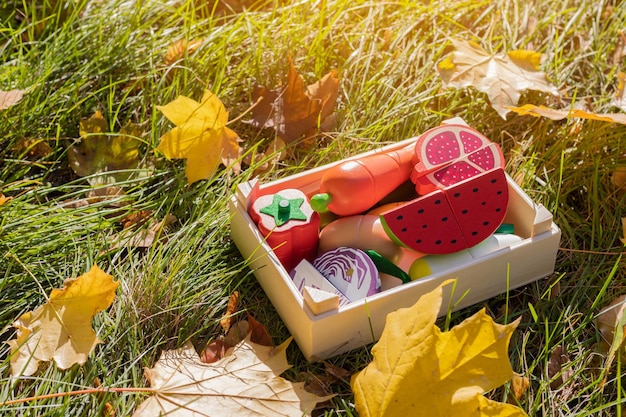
(351, 280, 526, 417)
(7, 265, 119, 377)
(157, 90, 241, 184)
(508, 104, 626, 125)
(133, 335, 333, 416)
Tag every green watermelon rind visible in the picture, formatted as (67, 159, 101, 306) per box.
(379, 215, 411, 249)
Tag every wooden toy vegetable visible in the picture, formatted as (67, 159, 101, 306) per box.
(313, 247, 381, 301)
(249, 189, 320, 272)
(310, 145, 416, 216)
(381, 168, 509, 254)
(410, 125, 505, 195)
(318, 215, 423, 272)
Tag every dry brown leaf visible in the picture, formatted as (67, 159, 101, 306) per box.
(220, 291, 239, 333)
(438, 39, 559, 119)
(247, 311, 273, 346)
(251, 61, 340, 143)
(11, 138, 52, 159)
(133, 336, 333, 416)
(108, 214, 176, 251)
(7, 265, 119, 376)
(508, 104, 626, 125)
(163, 39, 203, 66)
(612, 167, 626, 195)
(547, 345, 572, 390)
(0, 89, 25, 111)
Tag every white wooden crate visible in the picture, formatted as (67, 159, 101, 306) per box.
(229, 135, 560, 361)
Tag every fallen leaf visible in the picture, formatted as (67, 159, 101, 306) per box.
(0, 89, 25, 111)
(11, 138, 52, 159)
(612, 167, 626, 195)
(251, 61, 340, 143)
(438, 39, 559, 119)
(120, 210, 154, 230)
(247, 311, 273, 346)
(507, 375, 530, 403)
(596, 295, 626, 358)
(351, 280, 526, 417)
(622, 217, 626, 245)
(133, 336, 333, 416)
(200, 320, 250, 364)
(7, 265, 119, 376)
(69, 111, 142, 184)
(508, 104, 626, 124)
(611, 72, 626, 112)
(163, 38, 203, 66)
(0, 193, 10, 205)
(220, 291, 239, 333)
(547, 345, 571, 390)
(108, 214, 176, 251)
(157, 90, 241, 184)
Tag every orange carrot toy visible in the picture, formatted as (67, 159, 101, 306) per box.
(310, 144, 416, 216)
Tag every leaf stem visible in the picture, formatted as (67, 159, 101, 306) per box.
(0, 387, 157, 407)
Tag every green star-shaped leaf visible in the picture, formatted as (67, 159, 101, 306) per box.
(259, 194, 307, 226)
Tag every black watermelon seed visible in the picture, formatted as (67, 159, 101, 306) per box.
(396, 215, 403, 220)
(471, 231, 478, 236)
(422, 224, 428, 229)
(472, 187, 479, 192)
(441, 216, 448, 221)
(497, 190, 503, 195)
(491, 178, 497, 183)
(462, 209, 468, 214)
(418, 209, 424, 214)
(435, 240, 442, 245)
(483, 221, 489, 226)
(416, 239, 422, 243)
(401, 228, 407, 232)
(496, 208, 501, 212)
(454, 192, 461, 198)
(481, 201, 486, 206)
(451, 239, 457, 244)
(434, 199, 441, 204)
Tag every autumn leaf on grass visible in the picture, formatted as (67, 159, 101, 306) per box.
(438, 39, 559, 119)
(0, 89, 25, 110)
(69, 111, 143, 184)
(351, 280, 526, 417)
(7, 265, 119, 377)
(157, 90, 241, 184)
(107, 213, 177, 252)
(163, 38, 204, 66)
(508, 104, 626, 125)
(133, 335, 333, 416)
(251, 61, 340, 144)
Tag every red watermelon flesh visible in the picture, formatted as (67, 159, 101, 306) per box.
(413, 143, 505, 195)
(380, 189, 468, 254)
(380, 168, 509, 254)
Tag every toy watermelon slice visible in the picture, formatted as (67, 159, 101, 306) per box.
(411, 125, 505, 195)
(380, 168, 508, 254)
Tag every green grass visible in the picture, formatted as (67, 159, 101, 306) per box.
(0, 0, 625, 415)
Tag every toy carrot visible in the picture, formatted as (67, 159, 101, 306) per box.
(310, 144, 416, 216)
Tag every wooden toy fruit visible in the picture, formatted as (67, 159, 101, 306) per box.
(249, 189, 320, 271)
(310, 144, 415, 216)
(380, 168, 509, 254)
(410, 125, 505, 195)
